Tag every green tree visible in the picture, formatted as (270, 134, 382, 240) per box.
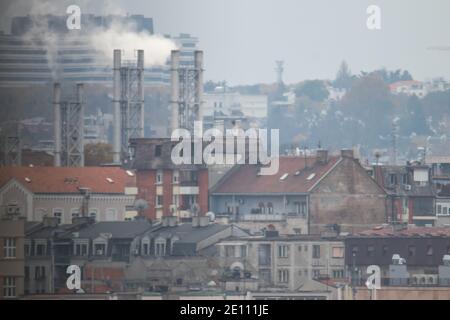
(399, 95, 429, 136)
(295, 80, 329, 102)
(340, 75, 395, 146)
(84, 143, 113, 166)
(334, 61, 353, 89)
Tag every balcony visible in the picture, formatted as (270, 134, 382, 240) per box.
(239, 214, 286, 222)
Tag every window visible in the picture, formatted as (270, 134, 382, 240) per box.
(74, 242, 88, 256)
(24, 242, 31, 256)
(156, 170, 163, 184)
(71, 209, 80, 220)
(258, 202, 265, 214)
(35, 242, 47, 256)
(172, 194, 179, 207)
(225, 246, 235, 258)
(155, 145, 162, 157)
(408, 245, 416, 257)
(3, 277, 16, 298)
(295, 202, 307, 215)
(426, 245, 433, 256)
(89, 209, 98, 221)
(367, 245, 375, 257)
(351, 246, 359, 256)
(389, 173, 397, 185)
(155, 241, 166, 256)
(402, 174, 409, 185)
(332, 270, 345, 279)
(267, 203, 274, 214)
(240, 246, 247, 258)
(34, 266, 46, 280)
(278, 245, 289, 258)
(25, 266, 30, 280)
(437, 205, 442, 215)
(312, 245, 321, 259)
(3, 238, 16, 258)
(53, 209, 63, 224)
(298, 245, 302, 252)
(156, 195, 163, 207)
(94, 243, 106, 256)
(278, 269, 289, 283)
(332, 247, 344, 258)
(143, 243, 149, 255)
(173, 170, 179, 184)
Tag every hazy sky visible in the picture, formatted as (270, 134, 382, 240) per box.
(2, 0, 450, 85)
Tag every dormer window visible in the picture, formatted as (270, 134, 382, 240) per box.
(389, 173, 397, 185)
(155, 239, 166, 256)
(74, 240, 89, 256)
(141, 237, 150, 255)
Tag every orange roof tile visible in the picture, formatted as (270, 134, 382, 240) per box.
(0, 166, 135, 194)
(211, 156, 341, 194)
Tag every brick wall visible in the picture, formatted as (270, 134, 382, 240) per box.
(136, 170, 156, 220)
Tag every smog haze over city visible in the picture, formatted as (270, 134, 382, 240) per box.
(1, 0, 450, 308)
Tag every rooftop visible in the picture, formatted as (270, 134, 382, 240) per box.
(351, 225, 450, 238)
(0, 166, 136, 194)
(211, 155, 341, 194)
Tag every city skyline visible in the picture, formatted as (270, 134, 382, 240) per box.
(1, 0, 450, 85)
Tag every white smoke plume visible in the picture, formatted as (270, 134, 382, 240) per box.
(89, 24, 177, 67)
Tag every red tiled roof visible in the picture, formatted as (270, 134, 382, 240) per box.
(211, 156, 341, 194)
(389, 80, 422, 90)
(0, 166, 135, 194)
(355, 226, 450, 237)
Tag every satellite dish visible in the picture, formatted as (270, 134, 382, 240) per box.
(206, 212, 215, 222)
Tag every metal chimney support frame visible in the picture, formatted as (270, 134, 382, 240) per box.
(53, 82, 85, 167)
(112, 49, 145, 164)
(170, 50, 204, 133)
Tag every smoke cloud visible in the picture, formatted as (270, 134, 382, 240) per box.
(89, 25, 177, 67)
(7, 0, 177, 80)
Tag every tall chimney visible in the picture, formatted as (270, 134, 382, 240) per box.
(341, 149, 354, 159)
(170, 50, 180, 132)
(113, 49, 122, 163)
(53, 83, 61, 167)
(194, 50, 204, 122)
(137, 50, 145, 138)
(316, 149, 328, 164)
(76, 83, 85, 167)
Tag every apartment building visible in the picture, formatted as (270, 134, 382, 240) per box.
(345, 225, 450, 287)
(0, 214, 25, 299)
(371, 164, 436, 226)
(129, 138, 209, 221)
(211, 149, 387, 235)
(0, 166, 138, 223)
(216, 231, 346, 293)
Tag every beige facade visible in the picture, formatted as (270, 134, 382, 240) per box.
(0, 179, 136, 223)
(217, 237, 346, 292)
(0, 217, 25, 299)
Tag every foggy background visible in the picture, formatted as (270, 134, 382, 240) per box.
(1, 0, 450, 85)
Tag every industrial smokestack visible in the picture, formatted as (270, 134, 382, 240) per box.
(53, 82, 61, 167)
(194, 50, 204, 122)
(137, 50, 145, 138)
(76, 83, 85, 167)
(113, 49, 122, 163)
(170, 50, 180, 132)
